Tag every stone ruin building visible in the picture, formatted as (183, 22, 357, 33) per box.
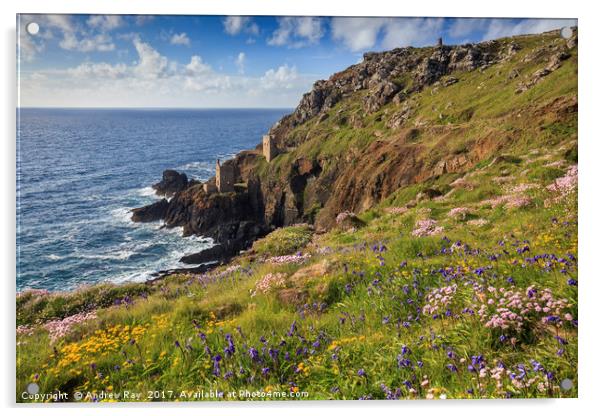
(215, 159, 235, 193)
(262, 134, 279, 163)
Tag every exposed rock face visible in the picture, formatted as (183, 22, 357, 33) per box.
(131, 199, 169, 222)
(180, 244, 229, 264)
(132, 29, 577, 265)
(164, 186, 260, 237)
(363, 81, 400, 113)
(152, 170, 189, 197)
(266, 40, 515, 149)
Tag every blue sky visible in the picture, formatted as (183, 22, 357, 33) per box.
(18, 15, 577, 108)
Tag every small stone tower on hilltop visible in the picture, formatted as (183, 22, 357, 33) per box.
(263, 134, 279, 163)
(437, 37, 443, 48)
(215, 159, 235, 193)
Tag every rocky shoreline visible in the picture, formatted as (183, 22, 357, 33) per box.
(131, 167, 268, 266)
(130, 28, 577, 271)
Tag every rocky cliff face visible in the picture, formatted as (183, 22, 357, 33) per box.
(267, 40, 511, 146)
(131, 28, 577, 262)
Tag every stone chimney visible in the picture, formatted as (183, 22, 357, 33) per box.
(263, 134, 278, 163)
(215, 159, 235, 193)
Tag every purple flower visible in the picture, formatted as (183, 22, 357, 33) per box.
(261, 367, 270, 376)
(397, 356, 412, 368)
(447, 364, 458, 372)
(287, 321, 297, 337)
(212, 354, 222, 377)
(248, 347, 260, 361)
(357, 369, 366, 377)
(224, 334, 235, 356)
(567, 278, 578, 286)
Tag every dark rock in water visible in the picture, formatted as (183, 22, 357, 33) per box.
(181, 221, 268, 265)
(131, 199, 169, 222)
(180, 244, 229, 264)
(152, 169, 189, 197)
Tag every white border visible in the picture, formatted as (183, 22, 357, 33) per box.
(2, 1, 600, 415)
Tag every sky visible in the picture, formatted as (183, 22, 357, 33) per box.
(17, 15, 577, 108)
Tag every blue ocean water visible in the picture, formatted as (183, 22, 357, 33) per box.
(16, 108, 290, 292)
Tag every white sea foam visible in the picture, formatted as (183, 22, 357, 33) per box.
(110, 207, 136, 224)
(137, 186, 158, 198)
(178, 161, 214, 172)
(76, 250, 136, 261)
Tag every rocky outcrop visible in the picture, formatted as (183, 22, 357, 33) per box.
(131, 29, 577, 265)
(516, 49, 571, 94)
(266, 40, 514, 148)
(152, 169, 189, 197)
(131, 199, 169, 222)
(180, 244, 229, 265)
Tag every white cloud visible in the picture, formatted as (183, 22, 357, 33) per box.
(18, 14, 122, 58)
(447, 18, 491, 39)
(260, 64, 299, 89)
(67, 62, 128, 79)
(44, 15, 74, 33)
(481, 18, 577, 41)
(331, 17, 387, 51)
(87, 15, 124, 31)
(381, 18, 445, 49)
(60, 32, 116, 52)
(135, 16, 155, 26)
(235, 52, 246, 74)
(331, 17, 444, 52)
(133, 37, 170, 79)
(268, 17, 324, 48)
(185, 55, 212, 76)
(170, 32, 190, 46)
(223, 16, 259, 36)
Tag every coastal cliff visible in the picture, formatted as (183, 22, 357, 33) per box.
(132, 28, 577, 264)
(18, 28, 578, 401)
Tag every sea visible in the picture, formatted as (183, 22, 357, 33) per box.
(16, 108, 290, 292)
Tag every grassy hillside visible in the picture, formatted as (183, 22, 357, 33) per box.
(16, 30, 577, 402)
(258, 30, 577, 228)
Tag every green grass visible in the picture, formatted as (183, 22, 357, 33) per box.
(251, 224, 313, 256)
(17, 155, 577, 401)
